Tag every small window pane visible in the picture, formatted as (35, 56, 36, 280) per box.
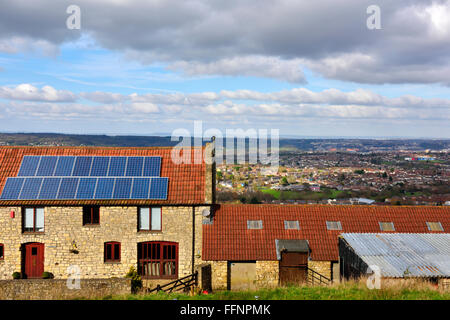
(105, 244, 112, 260)
(35, 208, 44, 232)
(25, 208, 34, 229)
(139, 207, 150, 230)
(326, 221, 342, 230)
(426, 222, 443, 232)
(114, 244, 120, 260)
(151, 207, 161, 230)
(284, 220, 300, 230)
(379, 222, 395, 231)
(0, 245, 4, 259)
(247, 220, 263, 229)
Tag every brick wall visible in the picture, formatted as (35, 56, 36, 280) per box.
(0, 205, 206, 280)
(0, 278, 130, 300)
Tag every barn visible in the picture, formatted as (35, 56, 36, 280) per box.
(202, 204, 450, 290)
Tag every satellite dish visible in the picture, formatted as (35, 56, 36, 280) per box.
(202, 209, 210, 217)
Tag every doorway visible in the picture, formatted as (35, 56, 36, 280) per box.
(22, 243, 44, 279)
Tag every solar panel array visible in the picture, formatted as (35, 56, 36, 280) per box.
(17, 156, 161, 177)
(1, 156, 168, 200)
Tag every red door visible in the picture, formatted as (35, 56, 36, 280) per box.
(23, 243, 44, 279)
(279, 252, 308, 285)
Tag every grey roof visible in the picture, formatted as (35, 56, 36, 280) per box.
(275, 239, 310, 260)
(341, 233, 450, 278)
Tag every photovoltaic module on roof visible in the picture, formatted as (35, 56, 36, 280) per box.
(0, 177, 169, 200)
(1, 155, 169, 200)
(16, 156, 161, 177)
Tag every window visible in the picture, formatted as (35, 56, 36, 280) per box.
(379, 222, 395, 231)
(284, 220, 300, 230)
(247, 220, 263, 229)
(138, 242, 178, 279)
(326, 221, 342, 230)
(23, 207, 44, 233)
(0, 244, 4, 260)
(426, 222, 444, 232)
(104, 242, 121, 262)
(138, 207, 161, 231)
(83, 206, 100, 225)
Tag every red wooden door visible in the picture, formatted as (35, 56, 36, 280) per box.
(24, 243, 44, 279)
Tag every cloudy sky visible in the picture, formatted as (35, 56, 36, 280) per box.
(0, 0, 449, 138)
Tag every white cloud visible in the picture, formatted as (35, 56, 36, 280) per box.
(0, 84, 76, 102)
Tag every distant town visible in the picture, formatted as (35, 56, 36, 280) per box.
(1, 132, 449, 206)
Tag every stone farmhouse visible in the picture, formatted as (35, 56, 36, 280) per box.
(0, 145, 448, 292)
(0, 145, 214, 288)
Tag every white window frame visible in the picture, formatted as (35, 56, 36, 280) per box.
(139, 207, 162, 231)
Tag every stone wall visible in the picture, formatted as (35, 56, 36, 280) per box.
(308, 260, 332, 280)
(0, 278, 130, 300)
(255, 261, 279, 288)
(207, 261, 228, 290)
(0, 205, 206, 280)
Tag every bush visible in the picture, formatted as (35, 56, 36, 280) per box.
(125, 266, 142, 293)
(42, 271, 54, 279)
(12, 272, 21, 279)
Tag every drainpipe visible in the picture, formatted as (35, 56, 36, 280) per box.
(192, 206, 195, 274)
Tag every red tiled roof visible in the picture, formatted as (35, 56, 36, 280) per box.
(202, 204, 450, 261)
(0, 146, 206, 205)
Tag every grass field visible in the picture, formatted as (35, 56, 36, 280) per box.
(100, 281, 450, 300)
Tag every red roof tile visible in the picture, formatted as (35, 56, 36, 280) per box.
(0, 146, 206, 205)
(202, 204, 450, 261)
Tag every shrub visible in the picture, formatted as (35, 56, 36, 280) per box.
(125, 266, 142, 293)
(42, 271, 54, 279)
(12, 272, 21, 279)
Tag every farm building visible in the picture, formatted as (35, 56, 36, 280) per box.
(339, 233, 450, 288)
(0, 145, 449, 294)
(202, 204, 450, 290)
(0, 145, 214, 290)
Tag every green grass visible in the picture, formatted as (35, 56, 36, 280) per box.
(101, 283, 450, 300)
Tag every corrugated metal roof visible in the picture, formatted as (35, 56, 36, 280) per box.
(341, 233, 450, 278)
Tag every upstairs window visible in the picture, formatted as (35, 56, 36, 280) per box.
(247, 220, 263, 229)
(104, 242, 121, 263)
(326, 221, 342, 230)
(138, 207, 162, 231)
(284, 220, 300, 230)
(0, 244, 4, 260)
(426, 222, 444, 232)
(83, 206, 100, 225)
(379, 222, 395, 231)
(23, 207, 44, 233)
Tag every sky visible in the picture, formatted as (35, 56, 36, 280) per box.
(0, 0, 449, 138)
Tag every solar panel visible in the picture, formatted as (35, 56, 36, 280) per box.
(131, 178, 150, 199)
(72, 156, 93, 176)
(126, 157, 144, 176)
(19, 178, 43, 199)
(94, 178, 115, 199)
(76, 178, 97, 199)
(149, 177, 168, 200)
(113, 178, 132, 199)
(0, 178, 25, 199)
(17, 156, 40, 176)
(36, 156, 57, 176)
(90, 157, 110, 176)
(57, 178, 79, 199)
(54, 156, 75, 176)
(108, 157, 126, 176)
(38, 178, 61, 199)
(143, 157, 161, 176)
(2, 155, 169, 200)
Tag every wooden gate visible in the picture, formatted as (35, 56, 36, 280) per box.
(22, 243, 44, 279)
(279, 252, 308, 285)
